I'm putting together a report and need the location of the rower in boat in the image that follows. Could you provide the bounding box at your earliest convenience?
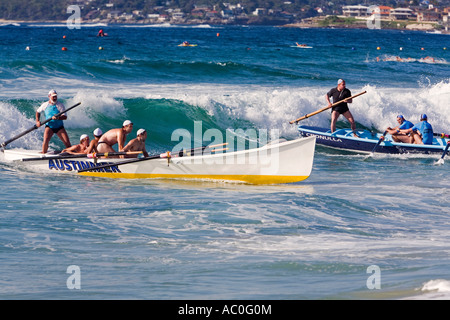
[399,114,434,145]
[385,115,414,143]
[122,128,149,158]
[97,120,134,156]
[62,134,90,154]
[86,128,103,154]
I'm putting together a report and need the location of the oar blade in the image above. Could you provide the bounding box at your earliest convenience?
[436,142,450,165]
[369,130,388,156]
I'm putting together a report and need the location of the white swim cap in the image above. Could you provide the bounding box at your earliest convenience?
[137,128,146,136]
[93,128,102,136]
[48,89,57,96]
[80,134,89,141]
[123,120,133,126]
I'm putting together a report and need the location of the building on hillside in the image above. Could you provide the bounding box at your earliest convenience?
[253,8,267,16]
[417,8,441,22]
[342,5,369,17]
[378,6,393,18]
[390,8,415,20]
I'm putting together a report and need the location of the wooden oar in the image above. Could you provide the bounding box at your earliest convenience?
[289,91,366,124]
[21,151,142,162]
[77,143,228,173]
[369,130,388,156]
[0,102,81,149]
[436,141,450,165]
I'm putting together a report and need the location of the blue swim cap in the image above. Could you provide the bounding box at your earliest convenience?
[421,114,427,120]
[397,115,404,120]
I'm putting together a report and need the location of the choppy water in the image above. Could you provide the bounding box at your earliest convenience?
[0,23,449,300]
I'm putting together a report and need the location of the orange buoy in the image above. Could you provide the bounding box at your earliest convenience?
[62,47,68,51]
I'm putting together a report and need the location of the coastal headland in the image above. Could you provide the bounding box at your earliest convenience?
[1,16,447,34]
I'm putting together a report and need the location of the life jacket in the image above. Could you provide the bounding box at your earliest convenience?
[44,103,63,129]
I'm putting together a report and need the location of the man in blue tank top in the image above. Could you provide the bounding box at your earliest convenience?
[35,90,71,153]
[400,114,434,145]
[386,115,414,143]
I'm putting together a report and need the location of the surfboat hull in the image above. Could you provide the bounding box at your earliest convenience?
[298,126,449,155]
[2,136,316,184]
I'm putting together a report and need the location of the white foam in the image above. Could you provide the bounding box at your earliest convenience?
[64,90,126,129]
[145,81,450,138]
[0,102,41,150]
[375,55,449,65]
[2,80,449,140]
[25,23,108,28]
[120,23,213,28]
[404,279,450,299]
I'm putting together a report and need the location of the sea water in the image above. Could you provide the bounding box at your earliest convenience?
[0,23,449,300]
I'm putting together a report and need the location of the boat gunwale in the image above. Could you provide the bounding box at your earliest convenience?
[3,136,317,163]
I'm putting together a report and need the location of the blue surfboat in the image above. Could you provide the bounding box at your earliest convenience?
[298,125,449,155]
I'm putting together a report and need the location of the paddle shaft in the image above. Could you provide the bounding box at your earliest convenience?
[289,91,367,124]
[21,151,142,162]
[78,152,166,172]
[370,130,388,154]
[1,102,81,149]
[433,132,450,138]
[78,143,227,173]
[77,148,203,172]
[440,141,450,160]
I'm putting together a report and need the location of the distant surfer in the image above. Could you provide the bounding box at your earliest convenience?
[325,79,357,136]
[97,120,133,154]
[35,89,71,153]
[97,29,107,37]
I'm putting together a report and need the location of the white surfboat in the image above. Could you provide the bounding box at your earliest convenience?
[1,136,316,184]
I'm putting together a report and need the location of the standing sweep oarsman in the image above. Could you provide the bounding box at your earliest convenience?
[325,79,357,136]
[35,89,71,153]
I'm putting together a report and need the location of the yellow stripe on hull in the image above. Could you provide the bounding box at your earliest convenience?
[78,172,310,184]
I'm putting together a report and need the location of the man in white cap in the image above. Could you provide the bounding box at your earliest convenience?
[325,79,357,136]
[97,120,133,154]
[123,128,149,158]
[62,134,90,154]
[86,128,103,154]
[35,89,71,153]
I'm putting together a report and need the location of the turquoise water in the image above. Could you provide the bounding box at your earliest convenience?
[0,23,450,300]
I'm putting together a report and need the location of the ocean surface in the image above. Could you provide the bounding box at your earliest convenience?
[0,22,449,300]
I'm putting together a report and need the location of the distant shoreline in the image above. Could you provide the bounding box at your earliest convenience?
[1,18,448,34]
